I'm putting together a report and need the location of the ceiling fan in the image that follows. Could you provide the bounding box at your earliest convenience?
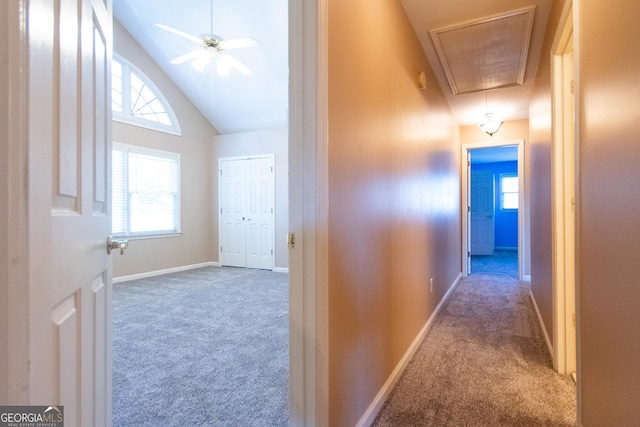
[155,23,257,76]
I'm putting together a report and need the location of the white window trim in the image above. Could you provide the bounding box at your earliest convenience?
[112,54,182,136]
[112,142,181,239]
[499,173,519,211]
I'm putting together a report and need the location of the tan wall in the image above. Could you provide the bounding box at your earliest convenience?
[112,20,217,278]
[527,0,568,350]
[460,119,531,277]
[212,128,289,269]
[327,0,461,424]
[577,1,640,424]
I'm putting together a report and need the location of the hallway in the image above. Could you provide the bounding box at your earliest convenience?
[372,253,576,426]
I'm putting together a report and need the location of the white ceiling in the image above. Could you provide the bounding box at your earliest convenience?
[113,0,288,135]
[114,0,551,134]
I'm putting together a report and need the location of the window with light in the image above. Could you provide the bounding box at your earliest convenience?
[500,174,519,210]
[112,143,180,237]
[111,55,181,135]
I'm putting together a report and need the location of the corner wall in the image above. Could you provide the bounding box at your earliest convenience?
[327,0,461,424]
[112,20,217,278]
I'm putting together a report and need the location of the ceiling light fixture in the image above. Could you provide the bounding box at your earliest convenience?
[479,91,503,137]
[479,113,503,137]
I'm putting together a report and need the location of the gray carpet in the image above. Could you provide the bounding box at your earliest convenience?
[112,267,289,427]
[373,254,576,426]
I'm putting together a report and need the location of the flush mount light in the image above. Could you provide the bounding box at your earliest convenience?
[479,113,503,137]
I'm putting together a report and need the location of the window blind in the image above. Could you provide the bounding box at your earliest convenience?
[112,143,180,237]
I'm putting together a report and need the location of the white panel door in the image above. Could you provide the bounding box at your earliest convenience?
[470,170,495,255]
[220,159,248,267]
[245,157,275,269]
[219,156,274,269]
[28,1,113,426]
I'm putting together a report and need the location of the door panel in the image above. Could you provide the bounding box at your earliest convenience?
[470,170,495,255]
[30,0,112,425]
[220,159,247,267]
[246,157,274,269]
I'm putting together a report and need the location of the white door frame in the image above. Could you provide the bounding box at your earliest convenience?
[462,140,525,280]
[0,0,30,402]
[551,1,577,377]
[288,0,329,425]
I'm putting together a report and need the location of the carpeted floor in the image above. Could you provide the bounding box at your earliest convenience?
[112,267,289,427]
[373,252,577,427]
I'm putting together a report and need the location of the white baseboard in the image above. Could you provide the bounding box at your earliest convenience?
[356,273,463,427]
[113,261,219,283]
[530,290,554,362]
[272,267,289,274]
[522,275,532,282]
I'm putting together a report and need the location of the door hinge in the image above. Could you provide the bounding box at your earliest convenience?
[220,246,223,253]
[287,232,296,249]
[468,206,471,213]
[219,170,222,176]
[270,166,274,173]
[271,249,274,255]
[468,251,471,257]
[572,313,576,327]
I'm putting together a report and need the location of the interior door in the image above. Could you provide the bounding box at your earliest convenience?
[219,156,275,269]
[220,159,248,267]
[28,1,113,426]
[470,169,495,255]
[245,157,275,269]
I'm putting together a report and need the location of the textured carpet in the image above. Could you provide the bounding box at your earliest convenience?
[373,254,576,426]
[112,267,289,427]
[471,249,519,278]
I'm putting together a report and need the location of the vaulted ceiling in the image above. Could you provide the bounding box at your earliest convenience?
[113,0,288,135]
[113,0,552,134]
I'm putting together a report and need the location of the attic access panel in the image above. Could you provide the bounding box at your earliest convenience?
[430,6,536,95]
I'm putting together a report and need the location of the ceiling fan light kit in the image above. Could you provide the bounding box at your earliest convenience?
[155,19,258,77]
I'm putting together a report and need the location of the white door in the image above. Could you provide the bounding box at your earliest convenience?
[28,1,113,426]
[219,156,274,269]
[220,159,248,267]
[470,170,495,255]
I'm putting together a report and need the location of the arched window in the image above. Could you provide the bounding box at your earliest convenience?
[112,54,181,135]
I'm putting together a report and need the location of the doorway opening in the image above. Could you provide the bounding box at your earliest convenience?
[462,140,525,280]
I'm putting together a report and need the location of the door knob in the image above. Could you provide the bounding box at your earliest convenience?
[107,236,128,255]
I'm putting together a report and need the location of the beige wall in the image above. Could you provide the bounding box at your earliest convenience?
[327,0,461,424]
[460,119,531,277]
[577,0,640,424]
[112,20,217,278]
[527,0,568,350]
[212,128,289,269]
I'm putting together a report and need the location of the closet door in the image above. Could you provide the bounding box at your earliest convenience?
[245,157,275,269]
[219,159,248,267]
[219,156,274,269]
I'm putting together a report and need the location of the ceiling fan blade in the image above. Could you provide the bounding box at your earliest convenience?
[155,24,202,45]
[219,54,253,76]
[169,49,201,65]
[219,37,258,50]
